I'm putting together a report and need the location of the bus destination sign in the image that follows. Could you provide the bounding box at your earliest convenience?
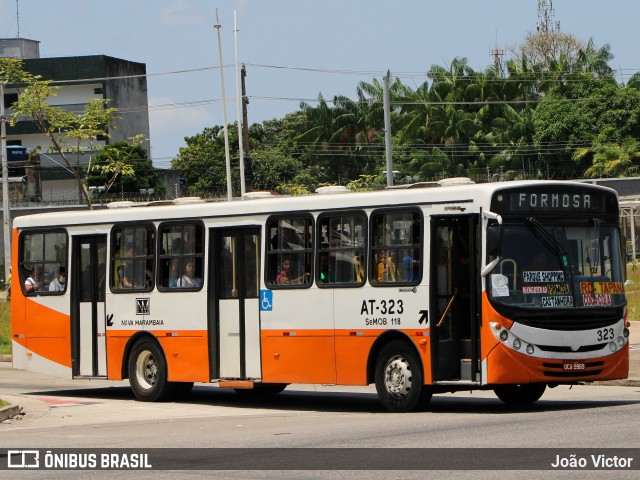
[491,188,611,215]
[512,192,598,213]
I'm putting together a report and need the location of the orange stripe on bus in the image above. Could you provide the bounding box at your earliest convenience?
[105,330,209,382]
[11,298,72,368]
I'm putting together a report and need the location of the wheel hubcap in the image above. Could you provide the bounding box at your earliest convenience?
[135,350,157,389]
[384,355,412,398]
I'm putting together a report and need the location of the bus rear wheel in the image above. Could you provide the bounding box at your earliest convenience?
[128,338,174,402]
[375,341,430,413]
[494,383,546,405]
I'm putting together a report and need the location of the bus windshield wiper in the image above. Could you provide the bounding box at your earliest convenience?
[527,217,576,307]
[526,217,568,268]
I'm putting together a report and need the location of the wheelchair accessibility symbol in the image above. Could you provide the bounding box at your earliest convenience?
[260,290,273,311]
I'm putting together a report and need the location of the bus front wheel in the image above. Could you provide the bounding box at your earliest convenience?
[374,341,430,413]
[128,338,174,402]
[494,383,546,405]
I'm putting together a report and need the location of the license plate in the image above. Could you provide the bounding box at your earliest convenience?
[563,362,585,371]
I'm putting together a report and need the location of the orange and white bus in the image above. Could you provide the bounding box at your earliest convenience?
[10,179,630,412]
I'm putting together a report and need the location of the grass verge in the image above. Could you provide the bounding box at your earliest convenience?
[625,263,640,322]
[0,300,9,356]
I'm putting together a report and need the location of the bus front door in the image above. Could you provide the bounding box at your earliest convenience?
[430,215,480,383]
[71,235,107,377]
[209,228,261,380]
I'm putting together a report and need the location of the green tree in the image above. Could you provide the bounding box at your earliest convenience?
[534,79,640,176]
[172,126,230,196]
[87,136,163,200]
[577,139,640,178]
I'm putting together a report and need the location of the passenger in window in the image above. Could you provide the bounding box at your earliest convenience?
[276,258,310,285]
[276,258,291,284]
[25,265,42,293]
[178,260,202,288]
[169,259,181,288]
[376,249,396,282]
[354,255,365,283]
[116,243,134,288]
[319,253,334,284]
[144,262,154,289]
[403,248,420,282]
[48,267,66,292]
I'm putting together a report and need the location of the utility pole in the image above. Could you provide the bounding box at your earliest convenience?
[1,81,12,282]
[241,64,250,158]
[233,10,246,197]
[240,64,252,192]
[214,9,233,202]
[383,73,393,187]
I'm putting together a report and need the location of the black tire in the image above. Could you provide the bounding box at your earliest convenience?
[375,340,430,412]
[128,337,175,402]
[234,383,288,396]
[494,383,546,406]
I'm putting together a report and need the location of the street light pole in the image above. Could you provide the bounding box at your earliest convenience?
[214,9,233,202]
[0,81,12,281]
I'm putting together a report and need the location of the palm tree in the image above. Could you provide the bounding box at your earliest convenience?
[578,139,640,178]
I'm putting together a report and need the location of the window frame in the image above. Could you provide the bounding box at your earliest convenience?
[369,208,423,287]
[156,220,205,292]
[265,214,314,290]
[110,223,156,293]
[18,228,68,296]
[316,210,367,288]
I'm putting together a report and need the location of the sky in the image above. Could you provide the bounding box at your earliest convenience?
[1,0,638,169]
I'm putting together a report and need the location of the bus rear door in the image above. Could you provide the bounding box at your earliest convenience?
[71,235,107,377]
[208,228,261,380]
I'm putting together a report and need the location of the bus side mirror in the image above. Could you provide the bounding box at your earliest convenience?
[486,223,501,259]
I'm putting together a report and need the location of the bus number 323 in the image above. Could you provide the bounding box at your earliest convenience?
[597,327,615,341]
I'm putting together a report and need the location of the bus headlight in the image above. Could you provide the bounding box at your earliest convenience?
[609,342,617,353]
[623,327,630,339]
[499,330,508,342]
[617,336,625,348]
[513,338,521,350]
[526,344,534,355]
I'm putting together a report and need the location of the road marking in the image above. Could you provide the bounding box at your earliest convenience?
[36,397,93,407]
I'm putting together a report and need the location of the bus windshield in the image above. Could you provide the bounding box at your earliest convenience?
[487,220,626,310]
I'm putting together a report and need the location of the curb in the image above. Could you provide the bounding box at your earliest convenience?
[0,355,11,363]
[0,404,20,422]
[594,379,640,387]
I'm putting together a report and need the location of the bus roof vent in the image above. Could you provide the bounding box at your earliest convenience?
[107,201,135,209]
[315,185,350,195]
[386,182,439,190]
[173,196,206,205]
[437,177,475,187]
[243,191,274,199]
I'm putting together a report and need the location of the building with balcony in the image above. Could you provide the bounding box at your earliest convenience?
[1,37,151,202]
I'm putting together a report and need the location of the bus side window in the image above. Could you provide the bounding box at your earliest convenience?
[266,215,313,288]
[19,230,68,296]
[157,222,204,291]
[316,212,367,287]
[370,210,421,286]
[111,225,155,292]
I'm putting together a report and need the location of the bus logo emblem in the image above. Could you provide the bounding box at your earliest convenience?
[136,298,150,315]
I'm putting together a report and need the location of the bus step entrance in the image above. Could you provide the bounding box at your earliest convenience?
[460,358,473,381]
